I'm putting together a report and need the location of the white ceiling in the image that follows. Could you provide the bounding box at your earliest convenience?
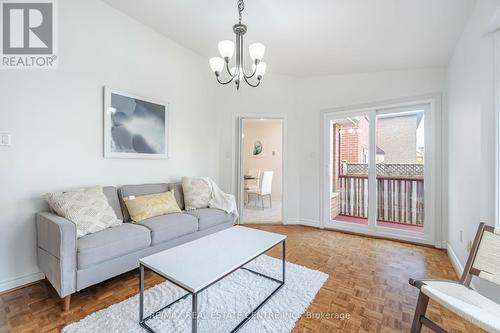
[102,0,474,77]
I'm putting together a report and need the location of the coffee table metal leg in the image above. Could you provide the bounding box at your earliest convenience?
[282,240,286,283]
[139,265,193,333]
[192,292,198,333]
[139,264,144,323]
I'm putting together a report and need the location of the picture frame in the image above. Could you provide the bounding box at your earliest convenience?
[250,139,266,158]
[103,87,169,159]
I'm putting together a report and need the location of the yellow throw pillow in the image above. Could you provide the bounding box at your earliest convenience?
[123,190,181,223]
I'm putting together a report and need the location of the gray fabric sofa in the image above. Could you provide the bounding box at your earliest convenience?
[36,182,236,310]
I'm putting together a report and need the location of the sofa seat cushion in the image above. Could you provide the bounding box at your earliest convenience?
[186,208,233,230]
[139,213,198,245]
[77,223,151,268]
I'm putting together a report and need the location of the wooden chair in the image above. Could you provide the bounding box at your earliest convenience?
[409,222,500,333]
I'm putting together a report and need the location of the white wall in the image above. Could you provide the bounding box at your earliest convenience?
[0,0,220,291]
[243,120,283,198]
[446,0,500,274]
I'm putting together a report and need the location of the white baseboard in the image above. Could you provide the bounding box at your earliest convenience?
[286,218,321,228]
[0,271,45,293]
[447,243,464,278]
[446,243,481,290]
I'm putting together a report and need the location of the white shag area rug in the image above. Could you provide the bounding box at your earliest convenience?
[63,255,328,333]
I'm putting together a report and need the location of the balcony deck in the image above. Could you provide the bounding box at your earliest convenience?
[332,215,424,233]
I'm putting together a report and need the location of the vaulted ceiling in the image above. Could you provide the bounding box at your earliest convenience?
[102,0,474,77]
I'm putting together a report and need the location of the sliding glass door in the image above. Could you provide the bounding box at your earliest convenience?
[328,113,371,230]
[323,102,436,245]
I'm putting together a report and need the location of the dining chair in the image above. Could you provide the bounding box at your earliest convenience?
[248,171,273,210]
[409,222,500,333]
[244,169,261,205]
[246,169,261,190]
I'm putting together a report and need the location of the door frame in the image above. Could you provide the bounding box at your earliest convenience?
[319,94,443,247]
[232,113,288,225]
[495,30,500,228]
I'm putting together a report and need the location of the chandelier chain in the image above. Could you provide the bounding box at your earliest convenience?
[238,0,245,23]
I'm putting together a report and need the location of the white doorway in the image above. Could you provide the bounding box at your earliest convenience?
[236,117,285,224]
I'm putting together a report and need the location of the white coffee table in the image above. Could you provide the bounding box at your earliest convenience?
[138,226,286,333]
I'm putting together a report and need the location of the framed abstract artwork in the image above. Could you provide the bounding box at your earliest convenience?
[103,87,169,159]
[250,139,265,158]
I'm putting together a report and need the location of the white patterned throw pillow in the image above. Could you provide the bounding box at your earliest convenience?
[46,186,122,238]
[182,177,211,210]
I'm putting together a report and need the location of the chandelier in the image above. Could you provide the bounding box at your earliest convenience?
[209,0,267,90]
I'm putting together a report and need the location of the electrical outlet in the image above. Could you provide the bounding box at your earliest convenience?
[467,240,472,252]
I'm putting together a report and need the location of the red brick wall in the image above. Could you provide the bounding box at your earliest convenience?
[331,119,369,191]
[340,127,360,164]
[332,124,339,191]
[338,118,370,165]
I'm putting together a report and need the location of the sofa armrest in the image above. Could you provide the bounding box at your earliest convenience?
[231,213,239,224]
[36,212,77,297]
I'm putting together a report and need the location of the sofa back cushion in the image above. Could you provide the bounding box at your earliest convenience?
[119,183,169,222]
[181,177,211,210]
[102,186,123,221]
[168,182,185,210]
[46,186,122,238]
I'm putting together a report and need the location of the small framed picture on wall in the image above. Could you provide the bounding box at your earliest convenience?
[103,87,169,159]
[250,139,266,158]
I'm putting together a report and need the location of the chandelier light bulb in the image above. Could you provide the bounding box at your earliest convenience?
[209,57,225,75]
[255,62,267,78]
[218,40,235,61]
[249,43,265,61]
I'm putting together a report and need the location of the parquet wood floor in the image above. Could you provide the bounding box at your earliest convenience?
[0,225,485,332]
